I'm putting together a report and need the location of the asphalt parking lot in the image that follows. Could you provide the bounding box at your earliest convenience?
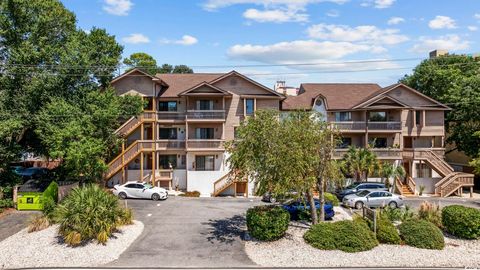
[109,196,263,268]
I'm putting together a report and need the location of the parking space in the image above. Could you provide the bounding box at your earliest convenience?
[109,196,263,268]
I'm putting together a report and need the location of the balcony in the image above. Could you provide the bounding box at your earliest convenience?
[156,140,186,150]
[368,121,401,131]
[330,121,401,131]
[186,110,225,121]
[157,112,186,121]
[187,139,225,151]
[333,148,402,160]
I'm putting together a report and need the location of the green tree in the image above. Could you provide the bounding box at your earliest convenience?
[227,110,338,224]
[342,146,379,181]
[0,0,142,182]
[379,162,405,191]
[123,52,194,75]
[400,55,480,158]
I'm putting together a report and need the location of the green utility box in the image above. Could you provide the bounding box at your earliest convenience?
[17,180,58,211]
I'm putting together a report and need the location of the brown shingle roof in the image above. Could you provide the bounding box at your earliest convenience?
[156,73,224,97]
[282,83,382,110]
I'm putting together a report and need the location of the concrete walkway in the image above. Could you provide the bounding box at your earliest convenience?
[0,210,36,242]
[109,196,263,268]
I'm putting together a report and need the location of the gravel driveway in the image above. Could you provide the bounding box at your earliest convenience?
[109,196,262,268]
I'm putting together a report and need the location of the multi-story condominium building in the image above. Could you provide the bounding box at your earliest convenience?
[106,68,283,197]
[107,69,474,198]
[282,83,475,197]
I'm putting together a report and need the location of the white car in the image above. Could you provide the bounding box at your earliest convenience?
[342,190,404,209]
[113,182,168,201]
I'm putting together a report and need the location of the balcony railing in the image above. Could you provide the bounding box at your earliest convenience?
[157,112,186,121]
[156,140,186,149]
[187,139,224,150]
[333,148,401,159]
[186,110,225,120]
[368,121,401,130]
[331,122,366,130]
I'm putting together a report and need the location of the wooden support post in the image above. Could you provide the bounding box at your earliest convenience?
[140,153,144,182]
[470,186,474,198]
[121,140,125,183]
[234,182,237,198]
[151,151,156,186]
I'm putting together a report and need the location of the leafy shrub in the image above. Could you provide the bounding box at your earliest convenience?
[0,198,14,209]
[246,205,290,241]
[418,201,442,228]
[54,184,133,246]
[375,216,401,244]
[304,219,379,252]
[398,220,445,250]
[324,192,339,206]
[42,196,56,219]
[180,191,201,197]
[28,215,50,233]
[442,205,480,239]
[381,205,415,222]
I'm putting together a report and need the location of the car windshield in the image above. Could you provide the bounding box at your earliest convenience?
[356,190,370,197]
[143,184,153,189]
[345,183,360,189]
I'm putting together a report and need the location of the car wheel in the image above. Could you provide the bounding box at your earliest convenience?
[355,201,364,210]
[152,193,160,201]
[270,197,276,203]
[388,201,398,208]
[118,192,127,200]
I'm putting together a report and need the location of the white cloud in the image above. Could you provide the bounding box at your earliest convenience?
[474,13,480,20]
[227,40,385,64]
[202,0,348,11]
[410,35,469,53]
[387,17,404,25]
[307,24,409,45]
[468,26,478,31]
[326,9,340,17]
[428,15,457,29]
[203,0,347,24]
[243,8,308,23]
[122,33,150,44]
[361,0,396,9]
[103,0,133,16]
[160,35,198,46]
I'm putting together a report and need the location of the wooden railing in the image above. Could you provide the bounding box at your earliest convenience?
[157,112,186,120]
[333,148,401,159]
[331,122,366,130]
[156,140,186,149]
[395,177,404,195]
[187,139,224,150]
[115,117,141,136]
[435,173,475,197]
[367,121,401,130]
[106,141,142,179]
[407,176,416,195]
[186,110,225,120]
[212,171,247,196]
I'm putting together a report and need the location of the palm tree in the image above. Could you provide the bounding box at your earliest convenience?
[380,162,405,191]
[342,146,378,181]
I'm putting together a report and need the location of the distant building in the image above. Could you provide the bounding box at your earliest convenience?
[274,81,299,96]
[429,50,448,58]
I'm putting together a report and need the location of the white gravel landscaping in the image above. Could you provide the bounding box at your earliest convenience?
[0,220,143,269]
[245,222,480,268]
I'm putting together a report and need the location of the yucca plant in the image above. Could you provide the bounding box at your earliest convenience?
[53,184,133,246]
[418,201,442,228]
[28,215,50,233]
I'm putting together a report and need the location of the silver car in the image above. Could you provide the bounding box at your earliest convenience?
[113,182,168,201]
[342,190,404,209]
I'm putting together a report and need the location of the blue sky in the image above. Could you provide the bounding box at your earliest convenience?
[62,0,480,87]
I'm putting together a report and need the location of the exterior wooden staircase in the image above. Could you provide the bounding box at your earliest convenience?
[414,150,474,197]
[105,141,155,180]
[395,177,416,196]
[114,112,156,137]
[212,171,248,197]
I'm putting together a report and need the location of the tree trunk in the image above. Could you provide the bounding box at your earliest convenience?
[316,180,325,222]
[306,189,318,224]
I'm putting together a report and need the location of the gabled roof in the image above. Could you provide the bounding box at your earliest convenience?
[353,83,451,110]
[178,81,232,96]
[283,83,381,110]
[120,89,147,97]
[209,71,285,98]
[354,95,411,109]
[111,68,168,87]
[156,73,224,98]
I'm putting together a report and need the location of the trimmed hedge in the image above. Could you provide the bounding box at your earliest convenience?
[304,219,379,252]
[375,216,401,244]
[442,205,480,239]
[324,192,339,206]
[398,220,445,250]
[246,205,290,241]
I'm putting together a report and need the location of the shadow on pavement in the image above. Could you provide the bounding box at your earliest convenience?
[202,214,246,245]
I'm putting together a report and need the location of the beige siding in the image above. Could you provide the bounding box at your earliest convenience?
[385,86,439,107]
[112,71,155,96]
[187,123,223,140]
